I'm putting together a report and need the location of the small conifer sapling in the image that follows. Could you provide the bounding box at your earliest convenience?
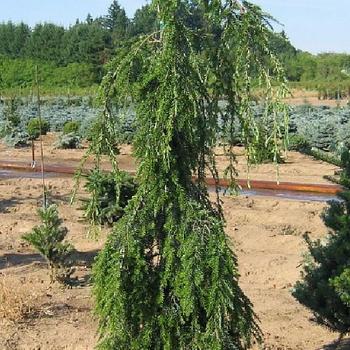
[293,148,350,339]
[23,205,75,284]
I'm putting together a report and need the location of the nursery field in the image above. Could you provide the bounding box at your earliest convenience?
[1,96,350,159]
[0,138,346,350]
[2,0,350,348]
[0,132,340,184]
[1,97,349,350]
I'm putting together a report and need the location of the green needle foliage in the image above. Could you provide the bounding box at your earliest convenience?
[82,169,137,227]
[22,204,75,284]
[0,96,26,147]
[332,268,350,307]
[63,120,80,135]
[293,148,350,336]
[27,117,50,140]
[3,96,21,128]
[54,132,81,149]
[90,1,288,349]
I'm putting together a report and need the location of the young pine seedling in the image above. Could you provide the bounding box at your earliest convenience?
[23,204,75,284]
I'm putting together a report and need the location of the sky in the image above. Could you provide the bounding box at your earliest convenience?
[0,0,348,54]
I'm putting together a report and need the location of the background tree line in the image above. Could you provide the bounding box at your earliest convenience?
[0,1,157,92]
[0,2,152,64]
[270,31,350,98]
[0,0,349,95]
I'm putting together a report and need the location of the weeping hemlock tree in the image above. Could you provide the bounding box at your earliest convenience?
[92,1,288,349]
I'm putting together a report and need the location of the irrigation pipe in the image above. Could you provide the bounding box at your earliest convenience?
[0,160,342,195]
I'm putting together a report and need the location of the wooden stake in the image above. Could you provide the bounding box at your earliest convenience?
[31,139,35,167]
[35,65,47,207]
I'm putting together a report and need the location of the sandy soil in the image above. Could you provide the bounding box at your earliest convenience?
[0,139,346,350]
[285,90,349,108]
[0,134,136,174]
[285,97,348,107]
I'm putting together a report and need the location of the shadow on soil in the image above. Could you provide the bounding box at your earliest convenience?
[0,197,23,214]
[73,249,99,268]
[321,338,350,350]
[0,189,75,215]
[0,252,44,270]
[0,250,100,270]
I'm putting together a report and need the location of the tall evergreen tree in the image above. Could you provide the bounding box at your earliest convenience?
[0,22,30,58]
[86,13,94,25]
[63,23,112,67]
[24,23,65,64]
[104,0,130,45]
[131,5,158,37]
[90,0,288,349]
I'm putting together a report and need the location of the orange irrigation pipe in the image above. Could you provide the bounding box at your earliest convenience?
[0,160,343,195]
[0,160,82,175]
[202,177,342,195]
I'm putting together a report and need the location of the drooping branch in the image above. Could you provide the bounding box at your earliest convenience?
[89,1,288,349]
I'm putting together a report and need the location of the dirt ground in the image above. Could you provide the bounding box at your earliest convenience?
[0,137,347,349]
[285,89,349,108]
[0,133,340,184]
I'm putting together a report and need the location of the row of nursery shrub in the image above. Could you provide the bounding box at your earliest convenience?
[2,97,350,159]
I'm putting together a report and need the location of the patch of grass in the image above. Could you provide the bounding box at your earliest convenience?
[0,274,37,323]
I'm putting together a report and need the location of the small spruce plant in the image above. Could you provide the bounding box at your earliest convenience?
[293,147,350,339]
[23,204,75,284]
[82,169,137,227]
[3,96,21,128]
[27,117,50,140]
[54,132,81,149]
[63,120,80,135]
[0,96,29,147]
